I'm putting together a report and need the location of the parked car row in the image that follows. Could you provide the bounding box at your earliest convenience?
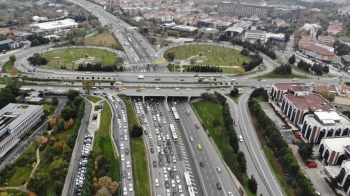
[75,133,93,195]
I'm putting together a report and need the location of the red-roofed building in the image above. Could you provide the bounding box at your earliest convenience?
[302,43,335,63]
[327,24,343,35]
[280,93,335,125]
[340,55,350,69]
[270,82,308,101]
[318,35,335,45]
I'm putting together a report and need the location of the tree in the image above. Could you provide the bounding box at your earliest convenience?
[237,151,247,173]
[131,125,143,138]
[53,180,63,195]
[190,58,196,65]
[52,97,59,106]
[298,141,313,160]
[67,89,80,101]
[61,106,77,121]
[235,67,245,73]
[9,55,16,64]
[288,54,296,64]
[9,68,18,77]
[230,88,239,97]
[320,90,330,101]
[57,119,65,131]
[82,80,95,94]
[49,158,69,181]
[248,175,258,194]
[98,176,119,194]
[35,135,48,146]
[91,19,101,28]
[167,52,175,60]
[95,187,112,196]
[96,26,104,33]
[27,173,50,194]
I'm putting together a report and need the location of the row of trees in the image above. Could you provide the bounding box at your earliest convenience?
[297,60,329,76]
[248,88,318,196]
[232,37,277,60]
[186,65,223,73]
[27,35,51,47]
[27,53,48,66]
[77,63,124,72]
[0,83,21,109]
[274,63,292,75]
[242,54,263,71]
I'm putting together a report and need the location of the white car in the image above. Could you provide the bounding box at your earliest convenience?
[129,183,133,192]
[171,180,176,187]
[121,154,125,161]
[126,161,130,168]
[261,79,266,82]
[156,87,160,90]
[163,167,167,174]
[164,174,168,181]
[238,88,243,91]
[157,146,160,152]
[173,165,177,172]
[176,175,181,183]
[175,88,180,91]
[121,143,124,150]
[123,187,127,195]
[186,88,191,91]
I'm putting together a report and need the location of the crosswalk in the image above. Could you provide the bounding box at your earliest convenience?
[168,110,198,195]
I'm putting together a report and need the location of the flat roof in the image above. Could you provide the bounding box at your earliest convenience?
[322,137,350,153]
[284,94,335,111]
[0,138,20,158]
[334,96,350,105]
[30,19,77,30]
[315,111,341,124]
[225,26,244,33]
[0,39,14,45]
[273,82,307,90]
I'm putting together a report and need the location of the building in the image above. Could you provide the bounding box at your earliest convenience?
[268,4,305,18]
[319,137,350,165]
[266,33,285,49]
[333,97,350,111]
[339,36,350,46]
[30,18,78,31]
[198,27,220,37]
[0,104,43,158]
[270,82,308,101]
[340,55,350,69]
[245,30,266,42]
[217,2,271,18]
[301,112,350,144]
[313,84,338,95]
[280,93,335,125]
[318,35,335,45]
[197,19,215,28]
[161,22,177,31]
[327,24,343,35]
[225,26,244,37]
[337,160,350,195]
[272,19,286,27]
[302,43,335,63]
[170,25,198,36]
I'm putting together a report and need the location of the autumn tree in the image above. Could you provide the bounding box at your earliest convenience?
[95,187,112,196]
[235,67,245,74]
[9,68,19,77]
[35,135,48,146]
[98,176,119,194]
[82,80,95,94]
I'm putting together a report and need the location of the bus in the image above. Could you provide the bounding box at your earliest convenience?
[171,107,180,121]
[184,171,196,196]
[169,124,178,142]
[19,87,31,92]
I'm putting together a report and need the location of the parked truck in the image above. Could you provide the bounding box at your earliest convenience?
[138,75,144,79]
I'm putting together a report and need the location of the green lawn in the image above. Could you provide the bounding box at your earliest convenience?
[226,93,243,104]
[40,48,117,70]
[122,97,150,196]
[291,64,309,74]
[84,30,119,48]
[167,64,181,72]
[93,101,119,181]
[2,61,14,73]
[131,138,150,196]
[87,95,102,103]
[192,100,230,156]
[264,148,291,196]
[6,145,36,186]
[164,45,250,67]
[258,71,310,79]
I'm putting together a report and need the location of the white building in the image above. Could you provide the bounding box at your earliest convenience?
[0,104,43,158]
[337,160,350,195]
[245,30,266,42]
[301,111,350,144]
[318,137,350,165]
[30,19,78,31]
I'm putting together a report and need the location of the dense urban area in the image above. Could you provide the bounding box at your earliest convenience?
[1,0,350,196]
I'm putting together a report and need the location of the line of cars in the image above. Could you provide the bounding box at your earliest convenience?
[75,134,93,195]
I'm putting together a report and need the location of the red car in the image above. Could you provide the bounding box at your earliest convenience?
[195,124,200,129]
[155,78,161,81]
[206,88,210,91]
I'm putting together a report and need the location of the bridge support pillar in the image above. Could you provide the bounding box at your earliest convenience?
[142,96,145,104]
[165,96,168,103]
[188,96,191,102]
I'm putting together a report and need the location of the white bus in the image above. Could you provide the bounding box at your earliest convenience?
[169,124,178,142]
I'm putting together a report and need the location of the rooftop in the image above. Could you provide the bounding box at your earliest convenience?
[0,104,42,138]
[342,55,350,62]
[0,39,14,45]
[314,111,342,124]
[334,96,350,105]
[273,82,307,90]
[322,137,350,153]
[327,24,343,32]
[225,26,244,34]
[246,29,265,34]
[284,93,335,112]
[30,19,78,30]
[314,84,337,93]
[303,43,335,56]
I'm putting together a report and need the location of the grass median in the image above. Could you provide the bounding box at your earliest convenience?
[87,95,103,103]
[93,101,119,181]
[122,96,150,196]
[226,93,243,104]
[258,71,310,79]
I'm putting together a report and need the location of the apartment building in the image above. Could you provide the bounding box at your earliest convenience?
[245,30,266,42]
[217,2,271,18]
[0,104,43,158]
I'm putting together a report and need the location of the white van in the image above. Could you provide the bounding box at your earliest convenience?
[155,179,159,187]
[266,85,270,88]
[239,135,243,142]
[230,79,236,82]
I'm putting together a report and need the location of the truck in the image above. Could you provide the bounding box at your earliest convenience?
[138,75,144,79]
